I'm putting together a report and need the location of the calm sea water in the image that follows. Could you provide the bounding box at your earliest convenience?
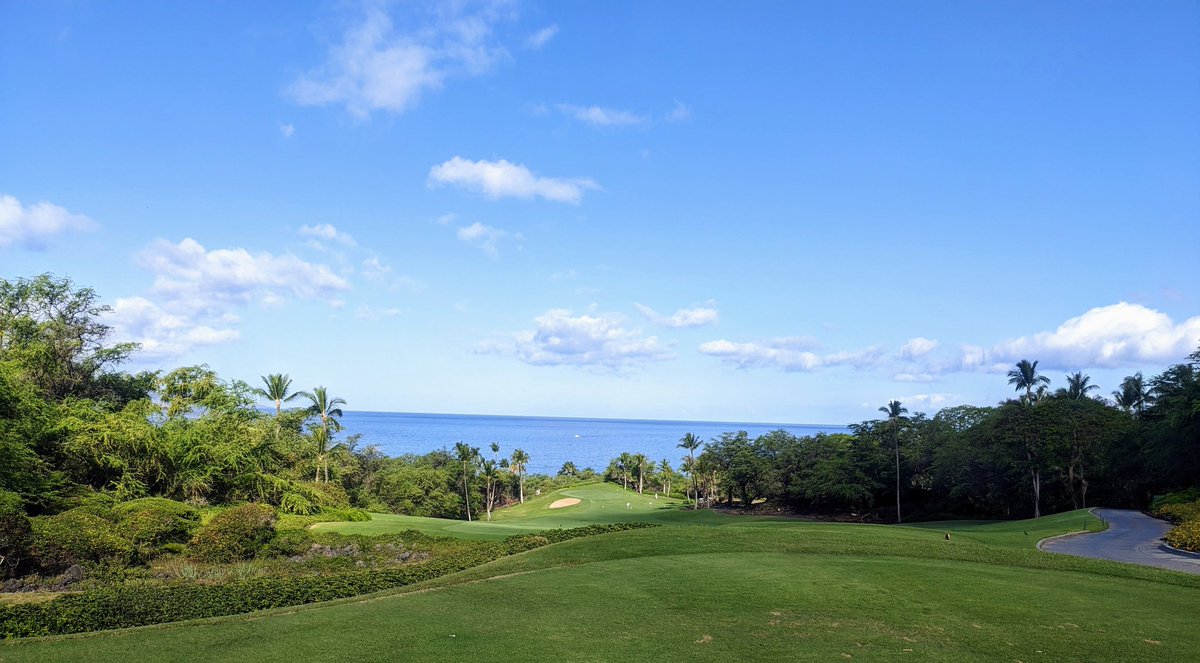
[337,411,849,475]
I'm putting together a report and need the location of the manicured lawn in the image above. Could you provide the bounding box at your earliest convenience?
[4,523,1197,662]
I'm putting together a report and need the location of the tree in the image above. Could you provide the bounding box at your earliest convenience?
[632,453,649,494]
[558,461,578,477]
[1008,359,1051,404]
[678,432,702,508]
[453,442,478,521]
[510,448,529,503]
[659,458,673,496]
[299,386,346,434]
[481,458,500,521]
[615,452,633,490]
[1062,372,1098,400]
[252,373,301,416]
[0,274,142,403]
[1113,373,1152,416]
[878,400,909,523]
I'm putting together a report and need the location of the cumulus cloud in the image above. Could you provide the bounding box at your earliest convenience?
[288,2,511,118]
[525,24,558,49]
[961,303,1200,371]
[106,296,240,360]
[556,104,647,127]
[279,123,295,138]
[0,194,96,249]
[898,337,938,359]
[634,303,719,329]
[700,337,884,372]
[456,221,521,256]
[299,223,356,247]
[137,238,350,315]
[893,393,957,407]
[480,309,674,369]
[428,157,598,204]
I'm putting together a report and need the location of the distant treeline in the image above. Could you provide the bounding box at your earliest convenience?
[603,354,1199,521]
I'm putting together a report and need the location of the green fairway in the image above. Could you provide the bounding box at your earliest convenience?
[4,522,1197,662]
[314,482,789,539]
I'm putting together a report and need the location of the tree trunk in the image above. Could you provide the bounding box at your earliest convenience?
[894,432,902,524]
[1031,468,1041,518]
[463,467,472,522]
[519,473,524,503]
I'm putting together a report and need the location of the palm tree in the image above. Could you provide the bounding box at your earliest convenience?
[632,453,649,494]
[481,458,500,521]
[1007,359,1050,404]
[299,386,346,433]
[454,442,479,521]
[677,433,702,509]
[659,458,673,496]
[252,373,301,416]
[879,400,909,523]
[1114,372,1152,416]
[616,452,633,490]
[510,448,530,503]
[311,426,332,482]
[1064,371,1098,400]
[558,461,578,477]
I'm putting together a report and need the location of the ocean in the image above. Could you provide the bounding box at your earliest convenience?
[336,411,850,475]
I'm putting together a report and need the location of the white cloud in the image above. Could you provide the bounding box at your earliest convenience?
[137,238,350,315]
[965,303,1200,371]
[360,256,424,293]
[0,194,97,249]
[481,309,674,369]
[354,305,404,320]
[893,393,957,407]
[665,100,692,122]
[299,223,356,247]
[634,303,719,329]
[106,296,239,359]
[549,269,578,281]
[455,222,522,256]
[436,212,456,225]
[429,156,598,204]
[556,104,647,127]
[893,372,938,383]
[898,337,938,359]
[525,24,558,49]
[288,3,511,118]
[279,123,295,138]
[700,337,884,372]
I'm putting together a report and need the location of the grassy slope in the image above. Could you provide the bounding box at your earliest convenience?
[6,486,1196,662]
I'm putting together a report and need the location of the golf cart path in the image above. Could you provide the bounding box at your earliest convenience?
[1040,508,1200,575]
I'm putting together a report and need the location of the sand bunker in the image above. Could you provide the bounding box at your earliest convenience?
[548,498,581,509]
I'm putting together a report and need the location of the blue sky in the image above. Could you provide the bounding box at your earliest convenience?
[2,0,1198,424]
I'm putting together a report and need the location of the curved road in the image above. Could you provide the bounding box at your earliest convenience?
[1040,508,1200,575]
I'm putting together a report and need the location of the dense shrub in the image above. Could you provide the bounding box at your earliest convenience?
[187,503,277,563]
[27,508,133,573]
[303,481,351,509]
[1155,498,1200,553]
[262,529,314,558]
[1150,489,1200,511]
[1165,519,1200,552]
[0,491,31,578]
[1153,501,1200,525]
[0,522,657,637]
[113,498,201,549]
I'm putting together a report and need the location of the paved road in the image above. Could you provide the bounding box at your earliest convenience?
[1040,508,1200,575]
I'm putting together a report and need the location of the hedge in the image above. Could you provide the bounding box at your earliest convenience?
[1154,499,1200,553]
[1,522,656,638]
[187,503,277,563]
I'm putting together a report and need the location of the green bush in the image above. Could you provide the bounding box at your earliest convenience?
[0,522,658,638]
[302,481,351,509]
[27,508,133,573]
[1150,488,1200,511]
[1165,520,1200,552]
[263,529,314,558]
[114,498,201,549]
[1153,500,1200,525]
[187,503,277,563]
[0,491,31,579]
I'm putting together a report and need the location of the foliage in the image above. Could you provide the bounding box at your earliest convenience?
[0,490,32,578]
[187,504,278,563]
[27,507,133,572]
[1164,519,1200,552]
[112,497,201,551]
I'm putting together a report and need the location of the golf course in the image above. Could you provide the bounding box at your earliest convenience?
[4,482,1198,662]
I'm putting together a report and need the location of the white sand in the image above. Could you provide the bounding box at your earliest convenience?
[548,498,581,509]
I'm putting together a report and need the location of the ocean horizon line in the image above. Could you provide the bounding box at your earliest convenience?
[339,409,852,430]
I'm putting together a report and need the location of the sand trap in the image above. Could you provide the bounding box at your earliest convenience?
[548,498,581,509]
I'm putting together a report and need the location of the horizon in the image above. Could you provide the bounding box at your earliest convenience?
[2,1,1197,423]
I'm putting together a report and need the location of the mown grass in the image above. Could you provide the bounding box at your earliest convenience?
[5,486,1194,661]
[3,523,1197,662]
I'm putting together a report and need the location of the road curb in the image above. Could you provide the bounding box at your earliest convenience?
[1161,542,1200,559]
[1036,507,1102,551]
